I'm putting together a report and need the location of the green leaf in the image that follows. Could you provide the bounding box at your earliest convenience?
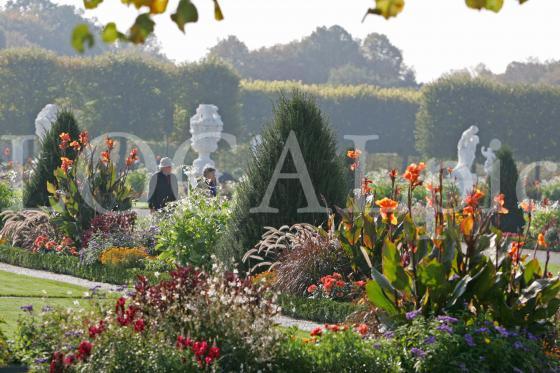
[129,13,155,44]
[382,239,411,292]
[213,0,224,21]
[46,181,57,194]
[365,280,399,315]
[83,0,103,9]
[523,259,541,285]
[71,24,95,53]
[101,23,123,43]
[465,0,504,12]
[171,0,199,32]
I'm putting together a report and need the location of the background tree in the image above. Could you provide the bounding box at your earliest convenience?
[218,91,347,270]
[23,110,81,207]
[493,146,525,233]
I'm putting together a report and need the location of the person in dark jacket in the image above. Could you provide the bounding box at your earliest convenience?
[148,157,178,211]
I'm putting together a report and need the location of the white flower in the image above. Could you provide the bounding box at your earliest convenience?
[154,271,160,278]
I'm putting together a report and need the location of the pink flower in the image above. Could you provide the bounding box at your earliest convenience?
[310,327,323,337]
[307,284,317,293]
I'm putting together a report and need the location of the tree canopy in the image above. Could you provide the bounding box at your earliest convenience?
[208,26,416,87]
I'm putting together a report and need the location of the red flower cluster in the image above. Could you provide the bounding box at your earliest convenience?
[88,320,105,338]
[50,341,93,372]
[307,273,365,301]
[33,235,78,256]
[59,131,89,152]
[76,341,93,361]
[176,335,220,368]
[126,148,139,167]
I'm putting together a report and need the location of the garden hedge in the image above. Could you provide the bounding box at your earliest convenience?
[416,76,560,162]
[0,245,136,284]
[277,294,367,324]
[241,80,421,159]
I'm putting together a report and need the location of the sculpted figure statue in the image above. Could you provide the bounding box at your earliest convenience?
[35,104,59,140]
[452,125,480,197]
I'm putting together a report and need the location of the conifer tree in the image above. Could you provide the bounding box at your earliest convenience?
[492,146,525,233]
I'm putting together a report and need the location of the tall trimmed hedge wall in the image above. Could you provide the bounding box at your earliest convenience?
[241,81,421,157]
[416,76,560,162]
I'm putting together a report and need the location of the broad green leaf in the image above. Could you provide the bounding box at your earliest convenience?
[84,0,103,9]
[523,259,541,285]
[382,239,411,292]
[71,24,95,53]
[362,212,376,249]
[447,274,472,307]
[365,280,399,315]
[101,23,123,43]
[46,181,57,194]
[171,0,199,32]
[129,14,155,44]
[213,0,224,21]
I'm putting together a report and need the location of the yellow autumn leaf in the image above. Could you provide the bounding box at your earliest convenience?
[150,0,168,14]
[366,0,405,20]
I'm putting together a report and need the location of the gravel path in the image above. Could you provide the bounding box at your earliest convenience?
[0,262,321,331]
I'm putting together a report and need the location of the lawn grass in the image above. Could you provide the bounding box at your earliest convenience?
[0,270,92,337]
[548,262,560,275]
[0,270,88,298]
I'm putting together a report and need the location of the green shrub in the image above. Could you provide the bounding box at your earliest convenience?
[277,294,367,324]
[0,318,10,367]
[126,168,148,198]
[542,176,560,201]
[156,191,230,269]
[278,328,400,372]
[0,181,13,212]
[493,147,525,233]
[219,91,347,270]
[0,245,138,284]
[23,110,81,208]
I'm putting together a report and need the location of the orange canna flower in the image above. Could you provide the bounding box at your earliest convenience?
[125,148,139,167]
[520,200,536,213]
[69,141,81,151]
[105,137,115,151]
[508,241,525,263]
[361,177,373,195]
[464,189,485,208]
[347,149,362,159]
[60,157,73,173]
[403,162,426,186]
[59,132,71,143]
[375,197,399,225]
[79,131,89,146]
[356,324,369,336]
[389,168,398,180]
[538,233,548,248]
[100,151,110,164]
[493,193,509,214]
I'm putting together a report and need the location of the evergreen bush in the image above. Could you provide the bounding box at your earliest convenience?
[218,91,347,270]
[494,146,525,233]
[23,110,81,207]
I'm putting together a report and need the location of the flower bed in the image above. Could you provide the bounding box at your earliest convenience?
[277,294,367,324]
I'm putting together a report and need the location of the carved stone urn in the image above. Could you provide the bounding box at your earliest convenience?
[189,104,223,176]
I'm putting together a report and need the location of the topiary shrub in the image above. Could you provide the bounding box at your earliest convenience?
[492,146,525,233]
[218,91,347,270]
[23,110,81,207]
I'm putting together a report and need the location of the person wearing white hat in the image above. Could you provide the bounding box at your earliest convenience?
[148,157,178,211]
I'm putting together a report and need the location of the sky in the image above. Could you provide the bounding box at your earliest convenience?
[53,0,560,82]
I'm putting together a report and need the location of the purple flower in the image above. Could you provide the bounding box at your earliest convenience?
[494,326,509,337]
[406,309,422,320]
[410,347,427,358]
[424,335,436,345]
[34,357,49,364]
[464,334,475,347]
[41,305,53,313]
[373,343,382,350]
[20,304,33,312]
[437,324,453,334]
[64,330,82,337]
[475,327,489,333]
[513,341,524,350]
[383,331,395,339]
[526,332,538,341]
[437,315,458,324]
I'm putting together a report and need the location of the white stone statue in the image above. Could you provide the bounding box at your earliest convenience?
[35,104,59,141]
[481,145,496,176]
[189,104,223,176]
[452,125,480,198]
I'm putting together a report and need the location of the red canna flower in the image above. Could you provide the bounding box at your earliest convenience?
[125,148,139,167]
[403,162,426,187]
[520,199,536,213]
[100,151,110,164]
[464,189,485,208]
[494,193,509,214]
[59,133,71,151]
[69,141,81,151]
[356,323,369,336]
[78,131,89,146]
[60,157,73,173]
[361,177,373,195]
[310,326,323,337]
[307,284,317,293]
[538,233,547,248]
[105,137,115,151]
[389,168,398,181]
[354,280,366,287]
[325,324,340,332]
[346,149,361,159]
[508,241,525,263]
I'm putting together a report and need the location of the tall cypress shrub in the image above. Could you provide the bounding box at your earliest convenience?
[492,146,525,233]
[23,110,81,207]
[218,91,347,269]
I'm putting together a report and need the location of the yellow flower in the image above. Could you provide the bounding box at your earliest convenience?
[99,247,150,266]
